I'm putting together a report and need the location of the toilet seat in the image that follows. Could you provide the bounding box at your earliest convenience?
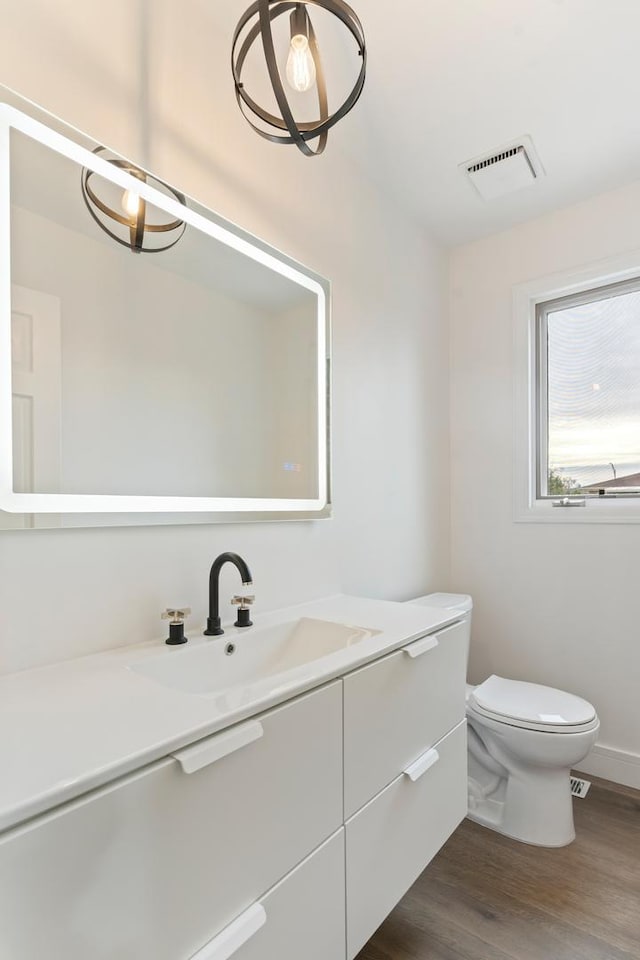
[468,675,597,733]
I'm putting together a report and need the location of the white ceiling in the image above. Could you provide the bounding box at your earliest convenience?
[329,0,640,245]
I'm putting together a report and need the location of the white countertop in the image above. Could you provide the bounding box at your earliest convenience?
[0,594,459,833]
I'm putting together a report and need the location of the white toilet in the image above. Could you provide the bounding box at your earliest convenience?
[408,593,599,847]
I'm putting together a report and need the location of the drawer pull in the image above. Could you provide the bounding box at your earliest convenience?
[404,747,440,782]
[172,720,264,774]
[190,903,266,960]
[403,635,439,659]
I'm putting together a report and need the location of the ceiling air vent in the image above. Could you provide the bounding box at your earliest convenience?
[460,136,544,201]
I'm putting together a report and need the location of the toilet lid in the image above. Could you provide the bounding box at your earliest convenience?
[469,675,596,728]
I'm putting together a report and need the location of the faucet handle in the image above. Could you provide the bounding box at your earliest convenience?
[231,595,254,629]
[231,595,255,607]
[162,607,191,623]
[162,608,190,646]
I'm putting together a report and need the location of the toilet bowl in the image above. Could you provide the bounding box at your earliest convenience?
[408,593,599,847]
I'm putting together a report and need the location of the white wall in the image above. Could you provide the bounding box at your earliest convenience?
[11,204,305,500]
[0,0,449,673]
[450,179,640,785]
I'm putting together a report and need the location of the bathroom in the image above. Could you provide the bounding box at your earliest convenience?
[0,1,638,958]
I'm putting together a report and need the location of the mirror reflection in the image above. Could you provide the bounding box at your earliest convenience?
[1,95,329,527]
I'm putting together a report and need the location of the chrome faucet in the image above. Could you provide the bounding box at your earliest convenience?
[204,552,254,636]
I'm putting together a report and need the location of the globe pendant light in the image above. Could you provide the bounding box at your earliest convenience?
[232,0,366,158]
[80,147,187,254]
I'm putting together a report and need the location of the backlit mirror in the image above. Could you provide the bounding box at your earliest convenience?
[0,88,330,528]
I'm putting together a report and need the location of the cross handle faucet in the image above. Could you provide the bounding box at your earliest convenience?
[204,552,253,636]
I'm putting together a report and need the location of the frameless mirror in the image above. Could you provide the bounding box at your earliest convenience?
[0,88,330,528]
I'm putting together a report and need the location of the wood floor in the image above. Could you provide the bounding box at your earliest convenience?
[356,776,640,960]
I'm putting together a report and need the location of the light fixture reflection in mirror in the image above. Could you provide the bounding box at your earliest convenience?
[80,146,187,254]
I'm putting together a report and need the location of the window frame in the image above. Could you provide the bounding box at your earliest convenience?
[514,253,640,523]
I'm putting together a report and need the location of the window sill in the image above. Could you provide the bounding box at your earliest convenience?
[515,496,640,524]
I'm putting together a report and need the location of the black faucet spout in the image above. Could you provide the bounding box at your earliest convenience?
[204,552,253,636]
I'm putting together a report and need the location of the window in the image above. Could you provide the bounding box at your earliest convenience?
[537,278,640,500]
[514,256,640,522]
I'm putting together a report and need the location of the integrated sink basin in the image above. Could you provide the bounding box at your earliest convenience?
[131,617,381,698]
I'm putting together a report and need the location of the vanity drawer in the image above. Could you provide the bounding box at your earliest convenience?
[345,719,467,959]
[344,619,468,817]
[193,829,346,960]
[0,681,343,960]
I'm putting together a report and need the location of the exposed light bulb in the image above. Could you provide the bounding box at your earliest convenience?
[286,34,316,92]
[121,188,141,218]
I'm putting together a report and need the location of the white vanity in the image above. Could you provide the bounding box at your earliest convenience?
[0,80,466,960]
[0,595,467,960]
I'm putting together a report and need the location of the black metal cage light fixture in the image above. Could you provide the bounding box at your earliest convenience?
[80,147,187,253]
[232,0,366,157]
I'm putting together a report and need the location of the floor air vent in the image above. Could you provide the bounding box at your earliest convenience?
[570,776,591,798]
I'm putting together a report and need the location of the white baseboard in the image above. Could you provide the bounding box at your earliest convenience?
[574,744,640,790]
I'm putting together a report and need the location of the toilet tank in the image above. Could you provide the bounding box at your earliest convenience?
[407,592,472,620]
[406,593,472,672]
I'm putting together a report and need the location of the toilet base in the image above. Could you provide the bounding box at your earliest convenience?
[467,768,576,847]
[467,804,576,847]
